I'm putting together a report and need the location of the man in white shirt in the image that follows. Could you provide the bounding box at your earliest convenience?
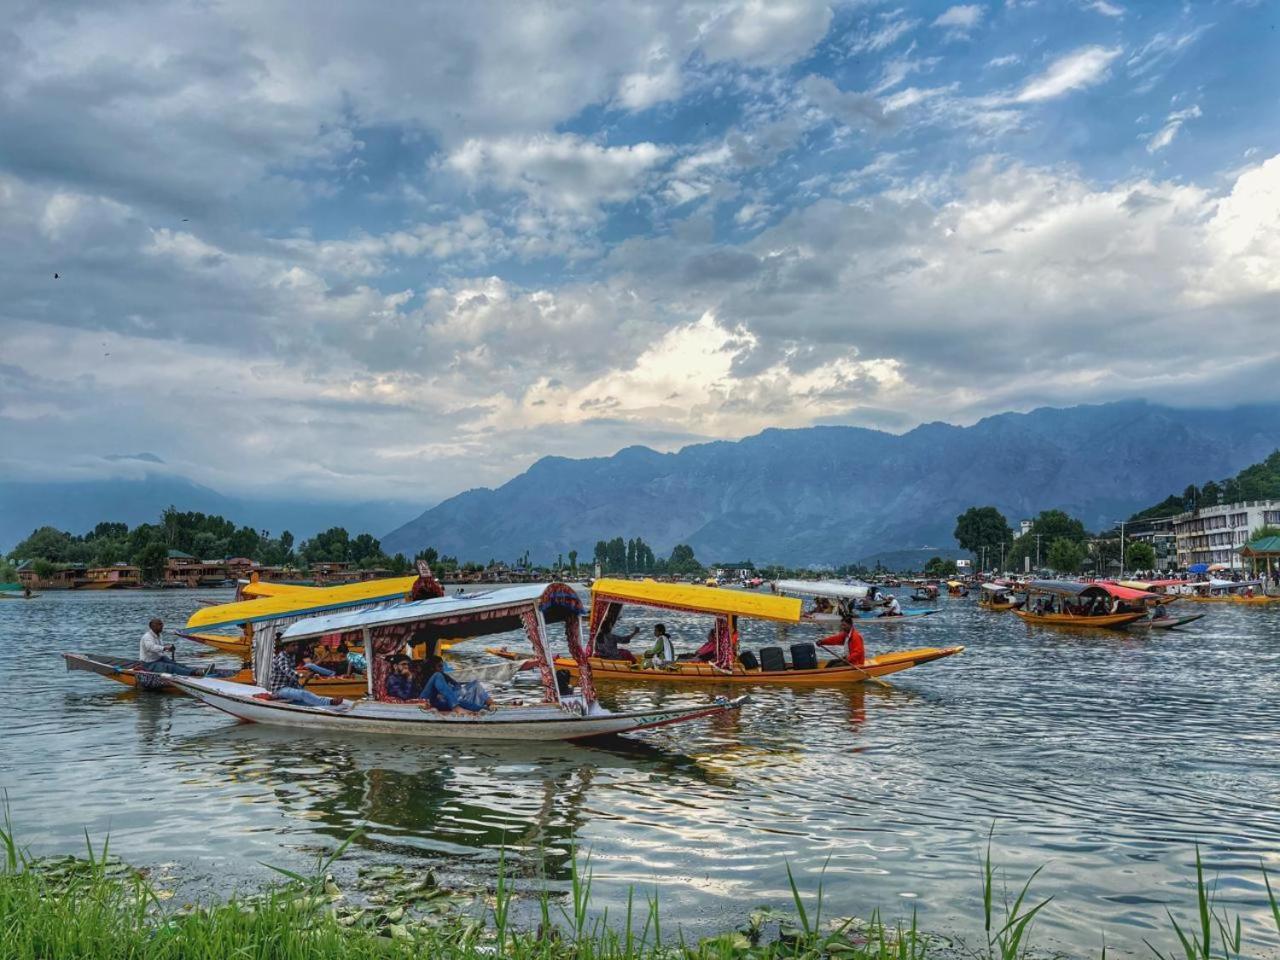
[882,596,903,617]
[139,618,174,666]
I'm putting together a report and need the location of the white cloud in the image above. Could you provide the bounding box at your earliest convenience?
[445,134,671,216]
[1014,45,1123,102]
[1146,105,1202,154]
[985,54,1021,69]
[845,10,920,54]
[932,5,984,31]
[699,0,833,66]
[1087,0,1124,17]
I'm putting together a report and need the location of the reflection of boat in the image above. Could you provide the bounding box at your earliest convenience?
[978,583,1020,611]
[493,578,962,686]
[1013,581,1148,630]
[169,583,742,741]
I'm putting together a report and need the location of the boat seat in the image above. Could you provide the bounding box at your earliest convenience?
[738,650,760,671]
[758,646,787,672]
[789,643,818,671]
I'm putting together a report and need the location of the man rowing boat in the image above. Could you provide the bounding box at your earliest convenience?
[818,617,865,665]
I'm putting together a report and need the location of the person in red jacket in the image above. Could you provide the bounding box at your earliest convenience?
[818,616,865,665]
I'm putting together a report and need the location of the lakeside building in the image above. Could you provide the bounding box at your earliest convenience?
[82,564,141,589]
[1172,499,1280,569]
[1125,516,1178,571]
[163,550,230,587]
[16,560,86,590]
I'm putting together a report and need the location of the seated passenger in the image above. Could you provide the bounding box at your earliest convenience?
[595,623,639,662]
[691,627,718,663]
[641,623,677,667]
[266,643,348,709]
[385,656,417,701]
[880,596,903,617]
[420,655,492,713]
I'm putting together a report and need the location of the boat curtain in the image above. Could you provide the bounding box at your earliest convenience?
[586,599,623,656]
[713,615,735,672]
[562,614,596,705]
[519,608,559,703]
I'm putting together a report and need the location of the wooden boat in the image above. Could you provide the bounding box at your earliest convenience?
[1128,613,1206,630]
[1180,579,1276,603]
[179,630,251,656]
[491,645,961,685]
[62,652,370,697]
[0,593,38,600]
[978,583,1020,611]
[167,583,743,742]
[504,578,963,687]
[772,579,934,626]
[946,580,968,597]
[1013,580,1151,630]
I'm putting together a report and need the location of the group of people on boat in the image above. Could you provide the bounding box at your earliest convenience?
[596,622,720,666]
[385,654,494,713]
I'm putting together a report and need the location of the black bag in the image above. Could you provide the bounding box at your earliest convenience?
[758,646,787,672]
[789,643,818,671]
[555,669,573,695]
[738,650,760,671]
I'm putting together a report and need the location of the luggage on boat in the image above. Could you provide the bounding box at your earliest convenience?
[789,643,818,671]
[758,646,787,672]
[738,650,760,671]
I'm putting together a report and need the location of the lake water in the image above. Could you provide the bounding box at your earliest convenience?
[3,588,1279,956]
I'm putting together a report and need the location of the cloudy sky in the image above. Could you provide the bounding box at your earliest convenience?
[1,0,1277,506]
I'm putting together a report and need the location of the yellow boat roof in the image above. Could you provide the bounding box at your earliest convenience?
[188,575,418,630]
[590,578,802,623]
[240,580,313,598]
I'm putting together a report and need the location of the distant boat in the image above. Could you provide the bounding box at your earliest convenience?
[1014,581,1149,630]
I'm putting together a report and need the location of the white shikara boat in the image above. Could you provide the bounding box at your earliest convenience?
[167,583,743,742]
[772,579,935,626]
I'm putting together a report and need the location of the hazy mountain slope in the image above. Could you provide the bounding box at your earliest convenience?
[0,473,418,554]
[382,401,1280,565]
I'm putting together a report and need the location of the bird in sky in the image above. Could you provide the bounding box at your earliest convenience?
[53,272,59,279]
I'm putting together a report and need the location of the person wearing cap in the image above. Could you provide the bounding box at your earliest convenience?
[266,642,348,709]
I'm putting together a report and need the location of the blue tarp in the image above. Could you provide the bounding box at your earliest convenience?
[1188,563,1209,574]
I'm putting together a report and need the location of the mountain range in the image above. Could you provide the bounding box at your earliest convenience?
[0,469,417,554]
[381,401,1280,566]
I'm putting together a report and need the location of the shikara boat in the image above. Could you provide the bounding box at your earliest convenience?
[978,583,1020,611]
[1013,581,1149,629]
[773,579,935,626]
[1181,580,1278,604]
[62,653,370,697]
[62,653,238,692]
[946,580,968,597]
[1127,613,1206,631]
[167,583,743,741]
[488,578,963,686]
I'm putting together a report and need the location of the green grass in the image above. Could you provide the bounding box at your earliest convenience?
[2,817,1279,960]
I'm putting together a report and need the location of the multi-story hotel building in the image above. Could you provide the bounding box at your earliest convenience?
[1173,500,1280,569]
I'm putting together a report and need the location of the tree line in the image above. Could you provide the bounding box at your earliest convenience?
[953,505,1158,575]
[591,537,706,576]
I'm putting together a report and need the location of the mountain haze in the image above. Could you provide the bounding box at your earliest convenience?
[382,401,1280,566]
[0,472,418,554]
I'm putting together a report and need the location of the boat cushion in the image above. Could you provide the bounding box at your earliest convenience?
[738,650,760,671]
[790,643,818,671]
[758,646,787,672]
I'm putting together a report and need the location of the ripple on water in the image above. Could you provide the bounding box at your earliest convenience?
[2,591,1280,956]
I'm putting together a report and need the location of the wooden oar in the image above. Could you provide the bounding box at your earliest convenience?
[815,642,893,690]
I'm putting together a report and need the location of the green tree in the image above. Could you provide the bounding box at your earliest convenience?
[387,553,411,575]
[1008,510,1088,571]
[11,526,77,563]
[1249,524,1280,543]
[301,527,351,564]
[667,543,703,576]
[1201,480,1222,506]
[1046,537,1085,574]
[1125,541,1156,571]
[135,542,168,583]
[567,549,578,572]
[923,556,958,577]
[954,506,1013,564]
[31,559,57,579]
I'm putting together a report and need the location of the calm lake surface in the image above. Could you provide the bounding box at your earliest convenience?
[3,588,1279,956]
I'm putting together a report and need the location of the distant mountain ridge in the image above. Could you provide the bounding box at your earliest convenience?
[0,472,418,554]
[381,401,1280,566]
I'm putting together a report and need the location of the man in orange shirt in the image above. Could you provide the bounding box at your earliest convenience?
[818,616,865,665]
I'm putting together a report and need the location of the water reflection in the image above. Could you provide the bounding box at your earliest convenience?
[3,590,1280,956]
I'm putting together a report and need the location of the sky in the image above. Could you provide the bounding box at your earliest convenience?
[1,0,1277,507]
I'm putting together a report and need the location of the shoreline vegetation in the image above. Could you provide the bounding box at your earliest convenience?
[3,823,1278,960]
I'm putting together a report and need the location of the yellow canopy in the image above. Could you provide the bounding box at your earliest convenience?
[240,579,312,598]
[188,575,418,630]
[590,578,802,623]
